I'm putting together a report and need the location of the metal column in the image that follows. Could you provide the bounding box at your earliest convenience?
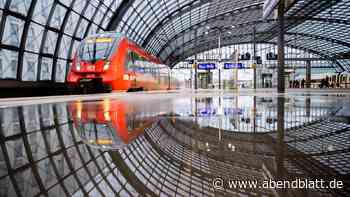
[306,60,311,88]
[277,0,285,93]
[194,29,198,90]
[253,26,257,89]
[218,30,222,89]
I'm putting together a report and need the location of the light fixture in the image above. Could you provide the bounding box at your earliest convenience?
[206,26,210,29]
[231,25,235,28]
[205,31,209,35]
[76,62,81,71]
[228,31,232,34]
[103,61,110,71]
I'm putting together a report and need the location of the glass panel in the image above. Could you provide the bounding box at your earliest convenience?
[73,0,87,14]
[2,16,24,47]
[58,35,71,59]
[40,57,53,80]
[55,59,66,82]
[26,22,44,53]
[0,49,18,79]
[32,0,54,24]
[22,52,38,81]
[50,4,67,29]
[87,24,99,35]
[0,0,6,9]
[65,12,79,36]
[70,40,80,59]
[43,31,58,54]
[9,0,32,16]
[77,19,88,38]
[84,3,95,20]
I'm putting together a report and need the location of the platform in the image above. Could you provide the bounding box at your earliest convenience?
[0,89,349,196]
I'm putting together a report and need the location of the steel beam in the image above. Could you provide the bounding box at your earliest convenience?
[156,4,263,57]
[277,0,285,93]
[141,0,212,48]
[106,0,136,30]
[17,0,37,81]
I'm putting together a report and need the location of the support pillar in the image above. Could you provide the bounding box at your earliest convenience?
[218,31,222,89]
[306,60,311,88]
[194,30,198,90]
[253,26,257,89]
[277,0,285,93]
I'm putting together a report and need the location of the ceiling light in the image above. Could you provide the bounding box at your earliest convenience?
[228,31,232,34]
[206,26,210,29]
[205,31,209,35]
[231,25,235,28]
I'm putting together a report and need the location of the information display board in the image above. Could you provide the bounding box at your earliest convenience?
[224,63,244,69]
[197,63,216,70]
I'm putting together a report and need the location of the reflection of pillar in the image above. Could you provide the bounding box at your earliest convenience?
[277,1,285,93]
[195,98,198,125]
[276,96,286,196]
[218,97,222,141]
[306,97,311,118]
[218,31,222,89]
[207,70,210,88]
[253,96,256,133]
[306,60,311,88]
[168,68,171,89]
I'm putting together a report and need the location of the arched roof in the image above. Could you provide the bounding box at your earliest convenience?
[107,0,350,71]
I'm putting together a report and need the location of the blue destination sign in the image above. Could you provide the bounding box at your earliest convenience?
[197,63,216,70]
[224,63,244,69]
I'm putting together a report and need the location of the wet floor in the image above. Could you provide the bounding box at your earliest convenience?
[0,90,349,196]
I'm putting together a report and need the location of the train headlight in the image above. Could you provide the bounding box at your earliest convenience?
[76,62,81,71]
[103,61,110,71]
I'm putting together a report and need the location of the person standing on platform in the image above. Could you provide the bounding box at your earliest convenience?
[301,79,305,88]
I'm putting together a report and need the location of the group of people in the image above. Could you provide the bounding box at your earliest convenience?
[319,76,339,88]
[289,79,306,88]
[289,76,340,88]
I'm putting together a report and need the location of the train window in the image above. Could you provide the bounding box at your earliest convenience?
[125,51,134,71]
[78,36,119,62]
[126,51,150,73]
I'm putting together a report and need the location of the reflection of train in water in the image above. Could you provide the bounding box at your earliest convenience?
[69,99,157,149]
[69,98,173,150]
[67,32,176,92]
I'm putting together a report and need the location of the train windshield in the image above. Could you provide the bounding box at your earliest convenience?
[78,34,121,62]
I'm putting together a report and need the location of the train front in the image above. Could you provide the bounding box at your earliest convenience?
[67,33,121,92]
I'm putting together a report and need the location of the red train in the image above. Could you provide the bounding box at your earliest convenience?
[67,32,174,92]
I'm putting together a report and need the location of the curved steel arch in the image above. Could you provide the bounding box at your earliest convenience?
[159,18,350,62]
[140,0,211,48]
[155,4,263,57]
[106,0,136,30]
[168,32,344,71]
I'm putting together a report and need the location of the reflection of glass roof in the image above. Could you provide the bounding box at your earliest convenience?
[1,93,350,196]
[1,0,350,83]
